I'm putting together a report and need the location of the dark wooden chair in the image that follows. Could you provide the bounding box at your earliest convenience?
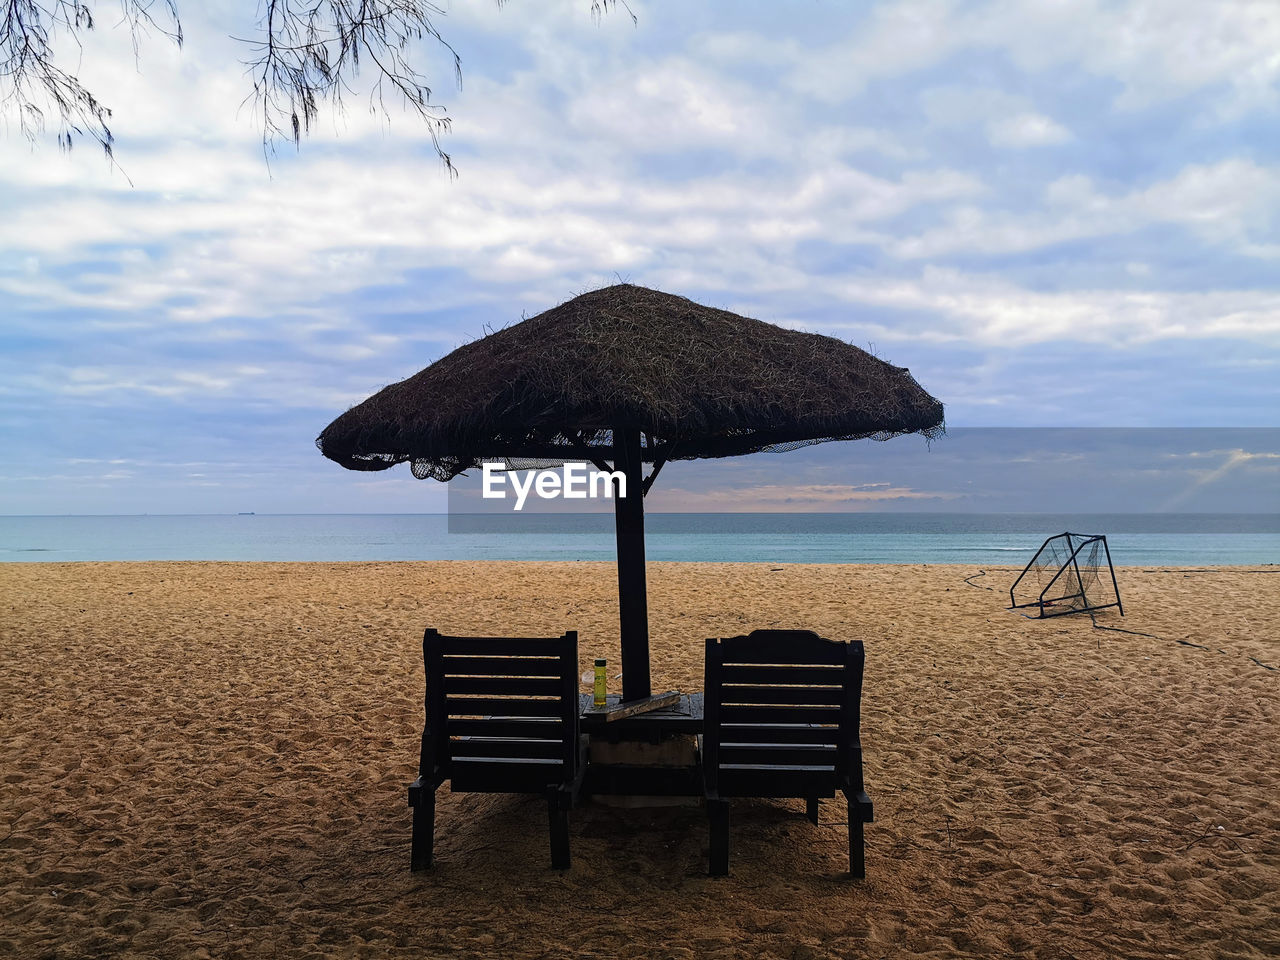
[408,628,585,870]
[702,629,873,877]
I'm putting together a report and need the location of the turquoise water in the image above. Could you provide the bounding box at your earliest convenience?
[1,514,1277,565]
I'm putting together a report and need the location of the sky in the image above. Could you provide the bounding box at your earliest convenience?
[1,0,1278,515]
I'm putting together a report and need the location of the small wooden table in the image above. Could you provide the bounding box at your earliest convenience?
[578,693,704,797]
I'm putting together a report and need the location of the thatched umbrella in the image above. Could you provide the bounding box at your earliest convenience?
[318,284,944,701]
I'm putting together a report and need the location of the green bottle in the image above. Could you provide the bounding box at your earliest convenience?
[593,658,607,706]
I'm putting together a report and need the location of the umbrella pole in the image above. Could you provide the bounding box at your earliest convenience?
[613,426,651,702]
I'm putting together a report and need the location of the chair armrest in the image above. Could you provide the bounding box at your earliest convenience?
[843,786,873,822]
[408,767,445,806]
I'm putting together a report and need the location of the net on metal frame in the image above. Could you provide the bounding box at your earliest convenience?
[1010,532,1121,618]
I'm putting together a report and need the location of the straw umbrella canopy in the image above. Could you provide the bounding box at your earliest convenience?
[318,283,944,701]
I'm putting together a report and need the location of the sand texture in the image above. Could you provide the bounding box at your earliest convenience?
[2,561,1277,959]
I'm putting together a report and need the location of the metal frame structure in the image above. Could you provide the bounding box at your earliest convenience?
[1010,532,1123,618]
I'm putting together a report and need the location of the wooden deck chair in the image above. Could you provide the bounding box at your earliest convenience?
[408,628,585,870]
[703,629,873,877]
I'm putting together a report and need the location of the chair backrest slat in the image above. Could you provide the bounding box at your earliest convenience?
[720,664,844,685]
[440,635,567,657]
[447,717,564,739]
[719,684,843,706]
[720,722,839,745]
[444,696,566,718]
[441,654,566,677]
[444,675,563,697]
[719,744,837,766]
[719,704,841,725]
[716,629,845,665]
[451,738,566,760]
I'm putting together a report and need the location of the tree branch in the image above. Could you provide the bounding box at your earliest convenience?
[1,1,630,173]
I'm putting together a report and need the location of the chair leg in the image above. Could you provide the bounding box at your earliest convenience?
[708,798,730,876]
[548,786,571,870]
[848,795,865,879]
[410,779,435,871]
[806,797,820,825]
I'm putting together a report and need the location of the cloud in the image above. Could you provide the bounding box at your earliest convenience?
[787,0,1280,119]
[788,0,959,103]
[987,113,1072,148]
[566,57,760,155]
[0,5,1271,354]
[0,135,983,329]
[819,267,1280,347]
[891,160,1280,260]
[920,86,1072,148]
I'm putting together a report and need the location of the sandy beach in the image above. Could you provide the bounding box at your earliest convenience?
[2,560,1276,959]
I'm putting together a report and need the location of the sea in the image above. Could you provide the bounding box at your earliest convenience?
[1,513,1277,565]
